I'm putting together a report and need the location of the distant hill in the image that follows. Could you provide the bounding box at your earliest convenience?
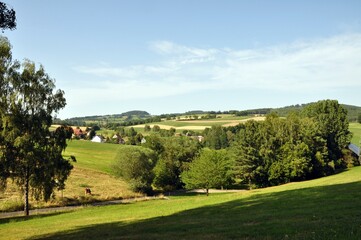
[55,101,360,127]
[56,110,151,126]
[271,103,361,122]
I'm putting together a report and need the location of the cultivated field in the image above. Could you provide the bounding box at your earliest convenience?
[1,166,361,239]
[132,116,265,132]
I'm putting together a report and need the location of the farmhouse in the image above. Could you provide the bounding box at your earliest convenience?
[348,143,360,159]
[72,128,85,139]
[91,135,104,143]
[112,134,125,144]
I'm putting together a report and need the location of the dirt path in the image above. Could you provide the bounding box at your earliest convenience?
[0,189,246,219]
[0,196,163,219]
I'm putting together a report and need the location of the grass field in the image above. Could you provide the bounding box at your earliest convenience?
[0,141,140,212]
[1,166,361,239]
[350,123,361,145]
[63,140,121,174]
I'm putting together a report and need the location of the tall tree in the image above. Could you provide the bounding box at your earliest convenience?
[181,148,232,195]
[203,125,229,150]
[302,100,352,171]
[0,37,73,216]
[231,120,265,188]
[112,145,157,194]
[0,2,16,31]
[153,136,200,190]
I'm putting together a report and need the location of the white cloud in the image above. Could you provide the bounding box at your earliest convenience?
[73,33,361,102]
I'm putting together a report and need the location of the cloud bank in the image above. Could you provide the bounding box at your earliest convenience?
[73,33,361,104]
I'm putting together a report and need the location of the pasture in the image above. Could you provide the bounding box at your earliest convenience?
[349,123,361,145]
[1,166,361,239]
[0,141,140,212]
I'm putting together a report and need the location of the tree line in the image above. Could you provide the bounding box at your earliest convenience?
[113,100,357,194]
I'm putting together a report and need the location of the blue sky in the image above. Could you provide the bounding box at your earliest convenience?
[4,0,361,119]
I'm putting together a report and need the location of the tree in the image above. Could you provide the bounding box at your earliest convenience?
[143,133,164,155]
[302,100,352,171]
[112,145,157,194]
[181,148,232,195]
[153,125,160,132]
[0,38,73,216]
[144,124,151,132]
[231,120,265,188]
[358,113,361,124]
[203,125,229,150]
[153,136,200,190]
[0,2,16,31]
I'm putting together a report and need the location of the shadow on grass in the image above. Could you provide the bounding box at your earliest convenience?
[0,211,69,224]
[30,181,361,240]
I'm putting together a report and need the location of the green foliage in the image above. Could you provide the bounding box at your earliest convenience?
[144,124,151,132]
[181,148,232,194]
[0,2,16,31]
[143,133,164,155]
[153,136,200,190]
[302,99,352,168]
[358,113,361,124]
[231,101,355,188]
[231,120,265,188]
[0,37,73,215]
[203,125,229,149]
[112,145,157,193]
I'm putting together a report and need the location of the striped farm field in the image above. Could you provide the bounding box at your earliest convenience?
[131,116,265,132]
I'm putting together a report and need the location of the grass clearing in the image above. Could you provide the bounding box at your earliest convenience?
[1,167,361,239]
[350,122,361,145]
[63,140,121,174]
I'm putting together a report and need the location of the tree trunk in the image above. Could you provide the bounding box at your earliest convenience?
[24,172,29,216]
[206,188,209,196]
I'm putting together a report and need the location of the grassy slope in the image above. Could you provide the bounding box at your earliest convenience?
[0,141,140,211]
[350,123,361,145]
[63,140,121,174]
[1,167,361,240]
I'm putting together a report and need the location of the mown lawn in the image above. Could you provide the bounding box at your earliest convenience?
[1,167,361,240]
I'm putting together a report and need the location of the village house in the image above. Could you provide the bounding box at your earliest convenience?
[91,135,104,143]
[112,134,125,144]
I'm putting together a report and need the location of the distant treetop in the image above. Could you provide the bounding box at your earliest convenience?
[0,2,16,31]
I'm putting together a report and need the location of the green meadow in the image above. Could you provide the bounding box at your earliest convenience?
[0,141,139,212]
[1,166,361,239]
[350,123,361,145]
[63,140,121,174]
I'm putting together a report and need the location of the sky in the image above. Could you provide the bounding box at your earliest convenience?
[3,0,361,119]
